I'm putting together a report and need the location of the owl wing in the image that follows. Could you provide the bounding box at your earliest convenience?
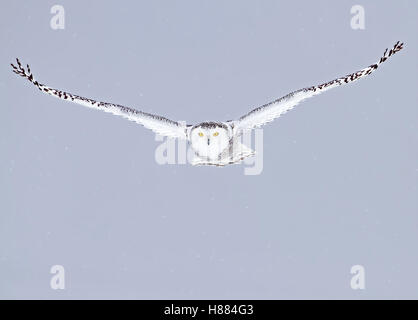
[234,41,404,132]
[11,59,188,139]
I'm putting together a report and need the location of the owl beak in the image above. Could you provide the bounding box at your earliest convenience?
[207,138,210,145]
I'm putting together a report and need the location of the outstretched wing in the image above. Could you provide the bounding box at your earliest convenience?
[235,41,404,131]
[11,59,188,139]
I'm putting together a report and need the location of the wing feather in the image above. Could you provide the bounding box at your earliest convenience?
[11,59,188,139]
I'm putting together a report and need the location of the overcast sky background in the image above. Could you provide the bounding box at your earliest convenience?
[1,0,417,299]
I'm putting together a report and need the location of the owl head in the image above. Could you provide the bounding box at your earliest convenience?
[189,122,231,160]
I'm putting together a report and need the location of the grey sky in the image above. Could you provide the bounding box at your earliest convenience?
[0,0,417,299]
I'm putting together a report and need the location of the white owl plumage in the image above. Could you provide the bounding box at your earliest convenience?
[11,41,404,166]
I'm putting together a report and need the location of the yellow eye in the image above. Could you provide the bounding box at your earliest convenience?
[198,132,204,137]
[213,132,219,137]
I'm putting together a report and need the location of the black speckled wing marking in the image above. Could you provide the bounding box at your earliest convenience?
[236,41,404,131]
[11,59,188,139]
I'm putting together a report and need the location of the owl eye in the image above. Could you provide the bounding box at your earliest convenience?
[198,132,204,137]
[213,132,219,137]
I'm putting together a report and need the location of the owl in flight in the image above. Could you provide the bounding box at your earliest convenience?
[11,41,403,166]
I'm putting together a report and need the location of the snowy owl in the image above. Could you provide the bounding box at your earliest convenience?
[11,41,403,166]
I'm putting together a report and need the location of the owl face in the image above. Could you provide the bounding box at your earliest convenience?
[190,123,230,160]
